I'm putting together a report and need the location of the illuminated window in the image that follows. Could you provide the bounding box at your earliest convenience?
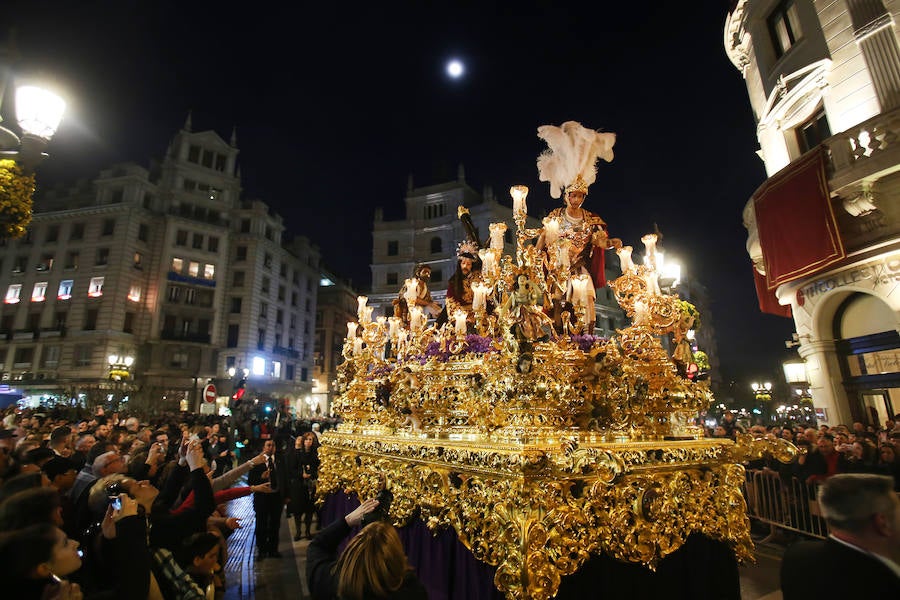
[133,252,143,269]
[58,280,73,300]
[88,277,104,297]
[171,257,183,273]
[31,282,47,302]
[5,284,22,304]
[252,356,265,375]
[272,361,282,378]
[204,264,215,279]
[128,285,141,302]
[188,261,200,277]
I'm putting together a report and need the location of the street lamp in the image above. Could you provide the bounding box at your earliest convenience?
[750,381,772,398]
[0,52,66,238]
[107,353,135,410]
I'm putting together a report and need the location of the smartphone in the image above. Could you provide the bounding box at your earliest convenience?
[109,494,123,511]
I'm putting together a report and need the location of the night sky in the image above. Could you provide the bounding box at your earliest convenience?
[5,1,797,394]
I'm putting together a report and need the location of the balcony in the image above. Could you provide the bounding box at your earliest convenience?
[160,330,211,343]
[273,345,300,359]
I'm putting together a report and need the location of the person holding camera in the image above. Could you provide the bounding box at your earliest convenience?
[306,493,427,600]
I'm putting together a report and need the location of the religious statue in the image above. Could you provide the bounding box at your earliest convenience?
[393,263,441,325]
[500,273,553,343]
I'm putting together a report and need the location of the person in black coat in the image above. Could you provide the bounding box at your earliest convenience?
[307,497,427,600]
[287,432,320,540]
[247,439,286,559]
[780,473,900,599]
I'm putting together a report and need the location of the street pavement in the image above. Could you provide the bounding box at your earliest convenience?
[222,494,788,600]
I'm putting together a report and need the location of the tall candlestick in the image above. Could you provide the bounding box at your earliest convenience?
[352,337,364,356]
[403,278,418,306]
[641,234,658,271]
[542,216,560,246]
[510,185,529,215]
[489,222,507,250]
[478,249,497,278]
[571,274,590,307]
[453,309,468,336]
[472,281,490,312]
[357,295,368,321]
[409,306,424,332]
[347,321,358,339]
[617,245,636,274]
[388,316,401,340]
[362,306,374,324]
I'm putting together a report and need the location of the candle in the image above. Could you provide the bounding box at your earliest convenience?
[510,185,528,215]
[643,270,661,296]
[542,216,560,245]
[479,249,497,278]
[617,245,635,274]
[489,222,507,250]
[388,316,401,340]
[376,315,387,328]
[357,295,368,321]
[409,306,424,332]
[641,234,657,270]
[472,281,490,312]
[453,309,468,336]
[403,278,418,306]
[347,322,358,339]
[571,274,591,307]
[362,306,374,324]
[352,337,364,356]
[557,239,571,271]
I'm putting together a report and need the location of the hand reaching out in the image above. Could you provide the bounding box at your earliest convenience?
[344,497,380,528]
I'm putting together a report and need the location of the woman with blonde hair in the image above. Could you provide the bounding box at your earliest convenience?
[307,497,427,600]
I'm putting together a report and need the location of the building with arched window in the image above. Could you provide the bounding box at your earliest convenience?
[727,0,900,427]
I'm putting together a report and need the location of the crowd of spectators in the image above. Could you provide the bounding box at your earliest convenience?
[0,405,332,599]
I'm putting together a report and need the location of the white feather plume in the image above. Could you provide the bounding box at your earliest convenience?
[536,121,616,198]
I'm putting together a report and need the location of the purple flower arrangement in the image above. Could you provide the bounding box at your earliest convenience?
[569,334,607,352]
[412,335,499,364]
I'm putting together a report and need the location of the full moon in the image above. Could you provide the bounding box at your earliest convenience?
[446,59,464,78]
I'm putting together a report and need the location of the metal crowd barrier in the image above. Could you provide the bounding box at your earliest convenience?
[742,469,828,541]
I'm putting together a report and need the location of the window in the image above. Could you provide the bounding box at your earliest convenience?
[138,223,149,242]
[202,149,214,168]
[46,225,59,243]
[232,271,245,287]
[252,356,265,375]
[95,248,109,266]
[225,356,236,370]
[188,261,200,277]
[387,240,399,256]
[101,219,115,236]
[276,309,283,324]
[257,329,266,350]
[768,0,803,58]
[301,367,308,382]
[31,282,47,302]
[176,230,188,246]
[290,313,297,329]
[265,226,273,241]
[171,257,183,273]
[181,318,192,335]
[133,252,143,269]
[291,292,298,307]
[207,236,219,252]
[185,289,197,305]
[203,264,215,279]
[36,254,53,272]
[110,189,123,204]
[65,251,79,270]
[430,236,442,254]
[123,312,135,334]
[42,345,60,368]
[14,347,34,366]
[74,345,92,367]
[797,108,831,154]
[279,263,287,277]
[227,324,239,348]
[277,285,285,301]
[70,223,84,241]
[264,253,273,269]
[192,233,203,249]
[272,361,282,378]
[54,311,67,329]
[88,277,104,297]
[240,219,251,233]
[5,284,22,304]
[230,297,242,313]
[168,286,181,302]
[84,308,98,330]
[261,277,270,294]
[286,364,295,380]
[260,303,268,319]
[128,285,141,302]
[171,351,188,368]
[235,246,247,261]
[58,280,73,300]
[188,145,200,163]
[198,318,210,336]
[215,154,226,171]
[12,256,26,273]
[387,272,398,285]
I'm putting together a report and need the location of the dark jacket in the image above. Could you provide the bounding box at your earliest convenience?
[306,517,428,600]
[287,447,319,514]
[781,537,900,599]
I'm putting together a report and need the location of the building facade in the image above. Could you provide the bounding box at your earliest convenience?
[312,268,358,417]
[0,121,319,414]
[727,0,900,426]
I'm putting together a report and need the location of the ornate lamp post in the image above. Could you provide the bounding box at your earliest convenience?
[0,52,66,237]
[783,359,814,425]
[107,353,135,410]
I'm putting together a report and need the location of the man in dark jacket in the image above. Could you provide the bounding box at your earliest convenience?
[781,473,900,598]
[248,438,286,559]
